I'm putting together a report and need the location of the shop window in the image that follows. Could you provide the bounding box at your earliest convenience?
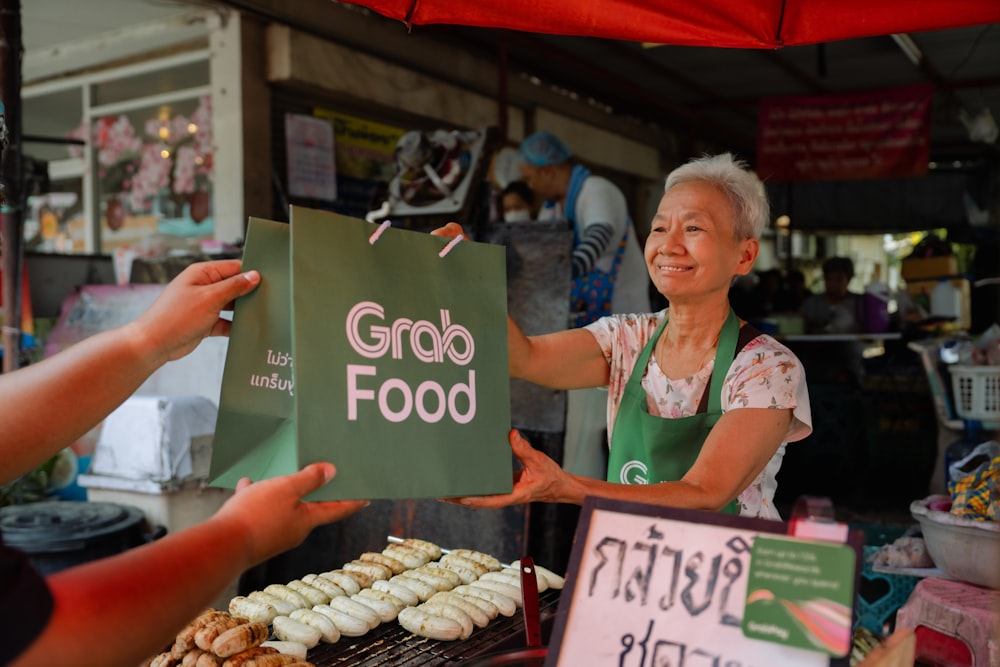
[22,54,212,255]
[88,95,214,254]
[90,60,208,107]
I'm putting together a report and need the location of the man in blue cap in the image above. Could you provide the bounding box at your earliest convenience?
[518,130,649,327]
[518,130,650,479]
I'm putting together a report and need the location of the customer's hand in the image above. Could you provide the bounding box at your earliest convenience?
[129,259,261,364]
[219,463,368,566]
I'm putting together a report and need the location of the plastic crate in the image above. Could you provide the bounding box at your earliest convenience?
[949,365,1000,421]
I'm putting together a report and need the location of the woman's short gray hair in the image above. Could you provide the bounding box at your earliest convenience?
[663,153,770,240]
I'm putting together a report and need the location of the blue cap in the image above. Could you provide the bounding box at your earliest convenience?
[518,130,572,166]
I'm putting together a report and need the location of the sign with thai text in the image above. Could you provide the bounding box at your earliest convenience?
[546,498,859,667]
[756,83,934,181]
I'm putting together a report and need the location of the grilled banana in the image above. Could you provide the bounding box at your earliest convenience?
[400,538,443,560]
[397,567,454,592]
[449,549,503,572]
[263,584,310,610]
[272,615,322,648]
[415,564,461,588]
[425,560,480,584]
[289,608,341,643]
[228,596,279,625]
[359,551,407,574]
[397,606,464,641]
[258,641,308,659]
[217,646,277,667]
[453,584,517,617]
[382,544,430,569]
[181,648,210,667]
[194,616,247,651]
[439,554,489,577]
[371,578,420,607]
[445,591,499,620]
[490,567,548,593]
[196,653,223,667]
[419,601,474,639]
[226,654,301,667]
[299,574,346,599]
[311,604,370,637]
[510,559,565,589]
[343,559,392,581]
[353,589,405,622]
[173,610,232,654]
[328,594,381,629]
[468,579,522,607]
[250,592,297,617]
[285,580,330,606]
[389,573,436,601]
[212,621,269,657]
[316,570,363,595]
[428,591,491,628]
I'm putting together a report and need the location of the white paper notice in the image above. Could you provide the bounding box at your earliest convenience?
[285,113,337,202]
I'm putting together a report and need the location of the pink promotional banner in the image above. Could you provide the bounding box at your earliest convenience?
[756,83,935,182]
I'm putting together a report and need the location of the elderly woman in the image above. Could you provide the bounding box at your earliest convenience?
[440,153,812,519]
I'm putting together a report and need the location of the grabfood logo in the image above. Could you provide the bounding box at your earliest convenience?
[619,460,648,485]
[346,301,475,424]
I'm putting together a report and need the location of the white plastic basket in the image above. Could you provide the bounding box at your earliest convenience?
[950,364,1000,421]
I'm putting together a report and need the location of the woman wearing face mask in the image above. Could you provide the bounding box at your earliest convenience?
[500,180,537,223]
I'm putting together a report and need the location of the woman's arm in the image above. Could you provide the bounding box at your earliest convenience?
[454,408,791,511]
[507,317,610,389]
[0,261,259,484]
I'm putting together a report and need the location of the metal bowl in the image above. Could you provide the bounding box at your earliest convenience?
[910,495,1000,589]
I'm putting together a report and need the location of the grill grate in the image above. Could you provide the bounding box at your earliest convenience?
[306,589,560,666]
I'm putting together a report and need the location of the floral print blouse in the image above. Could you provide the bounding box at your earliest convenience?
[586,309,813,520]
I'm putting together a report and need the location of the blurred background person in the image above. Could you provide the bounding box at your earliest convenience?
[800,256,862,334]
[498,180,537,222]
[517,130,651,480]
[776,268,811,313]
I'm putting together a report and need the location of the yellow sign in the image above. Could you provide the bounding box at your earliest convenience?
[313,109,403,181]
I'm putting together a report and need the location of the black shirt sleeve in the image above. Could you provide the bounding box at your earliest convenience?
[0,534,54,665]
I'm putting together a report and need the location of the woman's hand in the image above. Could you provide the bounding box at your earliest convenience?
[442,430,574,508]
[429,222,466,239]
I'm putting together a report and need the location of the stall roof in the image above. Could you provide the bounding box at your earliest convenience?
[21,0,1000,229]
[346,0,1000,49]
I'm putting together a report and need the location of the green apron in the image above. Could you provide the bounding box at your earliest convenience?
[606,308,741,514]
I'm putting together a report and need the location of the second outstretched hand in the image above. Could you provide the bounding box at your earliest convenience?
[442,430,583,509]
[221,463,369,565]
[128,259,261,365]
[19,464,367,667]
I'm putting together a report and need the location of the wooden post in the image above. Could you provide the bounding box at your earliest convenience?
[0,0,24,373]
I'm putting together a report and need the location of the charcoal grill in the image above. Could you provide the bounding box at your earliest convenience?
[305,588,560,666]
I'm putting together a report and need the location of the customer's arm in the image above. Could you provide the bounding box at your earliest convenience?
[0,260,260,484]
[12,463,367,667]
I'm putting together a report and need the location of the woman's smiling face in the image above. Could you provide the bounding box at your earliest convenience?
[644,180,757,302]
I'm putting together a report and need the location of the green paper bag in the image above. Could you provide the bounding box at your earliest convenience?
[210,208,513,500]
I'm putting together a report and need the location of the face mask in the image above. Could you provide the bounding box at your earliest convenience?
[504,209,532,223]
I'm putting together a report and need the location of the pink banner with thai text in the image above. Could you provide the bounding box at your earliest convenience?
[756,83,934,181]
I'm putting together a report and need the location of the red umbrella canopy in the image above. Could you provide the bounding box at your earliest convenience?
[342,0,1000,47]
